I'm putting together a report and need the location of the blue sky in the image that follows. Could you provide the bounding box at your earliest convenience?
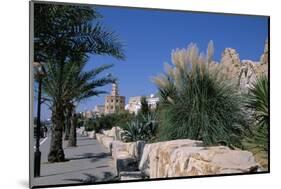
[37,6,268,120]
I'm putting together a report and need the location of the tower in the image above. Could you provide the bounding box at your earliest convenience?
[104,82,125,114]
[111,83,119,96]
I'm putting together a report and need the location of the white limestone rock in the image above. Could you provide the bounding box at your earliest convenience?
[88,131,96,139]
[139,139,204,177]
[148,145,260,178]
[119,171,145,181]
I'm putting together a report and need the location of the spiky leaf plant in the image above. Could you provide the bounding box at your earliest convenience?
[245,75,269,128]
[121,113,158,142]
[152,41,247,147]
[243,75,269,168]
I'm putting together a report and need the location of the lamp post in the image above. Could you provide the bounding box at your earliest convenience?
[33,62,46,177]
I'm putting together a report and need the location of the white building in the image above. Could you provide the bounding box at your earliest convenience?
[125,94,159,114]
[94,105,105,116]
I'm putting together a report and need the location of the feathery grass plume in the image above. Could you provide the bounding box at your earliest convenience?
[207,40,214,64]
[152,41,247,147]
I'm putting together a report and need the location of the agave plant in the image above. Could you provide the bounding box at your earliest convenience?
[140,113,158,140]
[243,75,269,167]
[152,41,247,147]
[245,75,268,128]
[121,113,158,142]
[121,120,146,142]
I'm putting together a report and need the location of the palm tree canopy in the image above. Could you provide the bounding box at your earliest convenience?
[34,3,125,63]
[42,55,116,107]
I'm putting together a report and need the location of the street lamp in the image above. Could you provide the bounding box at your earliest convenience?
[33,62,46,177]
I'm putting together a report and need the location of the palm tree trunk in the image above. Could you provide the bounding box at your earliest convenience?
[64,105,71,140]
[48,102,65,162]
[68,106,77,147]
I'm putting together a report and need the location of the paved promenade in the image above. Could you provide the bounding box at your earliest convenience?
[33,133,116,187]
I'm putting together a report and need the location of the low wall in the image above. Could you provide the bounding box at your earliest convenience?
[90,128,261,180]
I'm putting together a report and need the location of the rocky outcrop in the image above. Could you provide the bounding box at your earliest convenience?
[238,60,258,92]
[260,39,269,65]
[216,40,268,92]
[221,48,241,68]
[220,48,241,80]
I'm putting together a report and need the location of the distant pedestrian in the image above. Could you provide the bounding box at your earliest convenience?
[43,126,48,137]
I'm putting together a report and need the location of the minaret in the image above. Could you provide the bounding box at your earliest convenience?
[104,81,125,114]
[111,82,119,96]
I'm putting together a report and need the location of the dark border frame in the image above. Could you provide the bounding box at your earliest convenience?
[29,1,270,188]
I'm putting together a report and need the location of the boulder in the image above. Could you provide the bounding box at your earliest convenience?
[114,126,125,140]
[135,141,146,162]
[115,153,138,174]
[88,131,96,139]
[82,131,88,137]
[111,141,139,175]
[95,133,104,143]
[139,139,204,177]
[102,127,125,140]
[96,133,114,152]
[146,144,260,178]
[102,129,112,137]
[112,141,128,160]
[126,142,136,157]
[119,171,145,181]
[101,136,114,150]
[76,127,85,136]
[138,144,152,176]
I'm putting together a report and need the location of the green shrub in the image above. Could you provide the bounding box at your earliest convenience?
[152,42,247,147]
[244,75,268,128]
[84,111,134,132]
[121,113,158,142]
[243,75,268,168]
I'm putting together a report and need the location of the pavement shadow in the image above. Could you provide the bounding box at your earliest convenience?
[40,167,96,177]
[68,152,111,163]
[64,171,118,184]
[96,165,109,169]
[76,137,93,141]
[76,143,98,148]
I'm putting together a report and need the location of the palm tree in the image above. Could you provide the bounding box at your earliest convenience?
[34,3,125,162]
[63,54,116,147]
[42,54,116,161]
[34,3,125,62]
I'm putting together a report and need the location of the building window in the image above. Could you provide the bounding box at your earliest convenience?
[111,106,113,109]
[116,100,119,103]
[111,100,113,103]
